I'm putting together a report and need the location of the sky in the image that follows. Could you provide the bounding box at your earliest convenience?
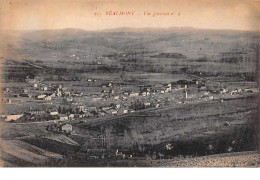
[0,0,259,31]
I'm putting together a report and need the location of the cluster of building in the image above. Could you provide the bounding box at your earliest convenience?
[1,74,259,123]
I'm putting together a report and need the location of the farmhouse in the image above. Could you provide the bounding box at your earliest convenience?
[102,82,112,88]
[230,90,238,95]
[166,143,173,150]
[78,106,88,113]
[220,89,228,93]
[108,109,117,115]
[49,110,59,116]
[165,86,171,92]
[160,90,165,94]
[102,106,112,111]
[21,89,28,93]
[129,92,139,97]
[204,91,209,95]
[63,91,71,96]
[69,114,75,120]
[45,96,52,101]
[42,87,48,91]
[66,97,73,102]
[115,149,126,159]
[4,114,24,122]
[4,99,12,104]
[37,94,46,100]
[58,114,69,121]
[144,102,151,107]
[50,93,56,97]
[110,89,115,94]
[245,88,259,93]
[56,89,62,97]
[114,96,119,100]
[61,124,73,133]
[101,89,109,94]
[141,92,147,96]
[163,83,172,88]
[29,110,45,115]
[208,96,214,100]
[3,88,10,93]
[78,114,85,118]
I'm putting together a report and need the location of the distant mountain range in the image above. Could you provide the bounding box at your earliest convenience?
[2,26,257,37]
[1,26,258,62]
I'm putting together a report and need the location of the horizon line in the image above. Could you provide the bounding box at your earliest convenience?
[0,26,259,33]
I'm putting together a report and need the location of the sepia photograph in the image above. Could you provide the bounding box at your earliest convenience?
[0,0,259,168]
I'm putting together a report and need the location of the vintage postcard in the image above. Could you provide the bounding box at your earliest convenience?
[0,0,259,167]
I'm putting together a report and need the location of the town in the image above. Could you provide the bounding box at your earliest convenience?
[1,63,258,124]
[0,56,259,162]
[0,27,259,166]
